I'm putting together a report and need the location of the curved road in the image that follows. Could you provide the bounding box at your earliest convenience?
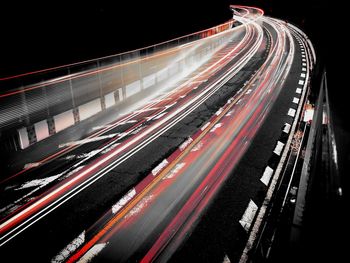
[0,6,314,263]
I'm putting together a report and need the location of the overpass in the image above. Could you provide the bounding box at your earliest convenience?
[0,6,316,263]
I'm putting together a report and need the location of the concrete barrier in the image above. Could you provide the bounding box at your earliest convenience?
[17,127,30,149]
[104,92,116,109]
[54,109,75,133]
[78,99,102,121]
[34,120,50,142]
[125,81,141,98]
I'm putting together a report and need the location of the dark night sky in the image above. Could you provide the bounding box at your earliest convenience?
[0,1,328,77]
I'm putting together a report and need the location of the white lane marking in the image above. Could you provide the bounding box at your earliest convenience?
[191,141,203,152]
[302,54,306,58]
[77,243,107,263]
[298,80,304,85]
[225,110,235,116]
[51,231,85,263]
[240,19,311,263]
[292,97,299,104]
[223,254,231,263]
[16,175,61,190]
[152,159,169,176]
[260,166,274,186]
[210,123,223,133]
[302,58,306,62]
[215,107,224,116]
[273,141,285,156]
[145,110,167,121]
[134,107,160,113]
[92,125,114,131]
[283,123,291,134]
[0,21,262,245]
[61,166,85,180]
[152,112,168,120]
[300,73,306,78]
[59,134,118,148]
[130,126,146,135]
[239,200,258,232]
[0,165,86,216]
[288,108,296,117]
[165,102,177,109]
[150,98,172,103]
[227,97,234,104]
[190,79,207,84]
[179,137,194,151]
[125,194,154,219]
[73,150,103,160]
[163,163,186,179]
[302,67,306,72]
[201,122,211,131]
[23,162,41,169]
[296,88,302,94]
[101,143,120,154]
[112,188,136,214]
[126,120,138,123]
[302,62,306,66]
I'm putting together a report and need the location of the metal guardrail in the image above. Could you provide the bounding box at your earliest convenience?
[241,20,317,262]
[291,70,341,242]
[250,69,342,262]
[0,19,235,90]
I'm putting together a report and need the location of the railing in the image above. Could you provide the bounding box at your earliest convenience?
[0,14,237,151]
[0,19,235,90]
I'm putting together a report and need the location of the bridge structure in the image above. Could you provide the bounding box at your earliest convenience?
[0,6,317,263]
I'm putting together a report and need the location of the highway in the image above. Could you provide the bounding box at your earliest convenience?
[0,6,315,263]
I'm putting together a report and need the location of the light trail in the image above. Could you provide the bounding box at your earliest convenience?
[64,7,302,262]
[0,16,248,186]
[0,5,315,263]
[0,7,263,247]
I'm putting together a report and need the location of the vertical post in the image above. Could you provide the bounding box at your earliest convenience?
[119,55,126,99]
[137,51,144,90]
[68,67,80,123]
[20,87,30,126]
[97,60,106,110]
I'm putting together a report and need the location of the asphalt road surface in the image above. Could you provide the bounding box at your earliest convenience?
[0,6,314,263]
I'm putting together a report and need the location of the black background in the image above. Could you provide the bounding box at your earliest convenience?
[2,0,349,260]
[0,1,328,77]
